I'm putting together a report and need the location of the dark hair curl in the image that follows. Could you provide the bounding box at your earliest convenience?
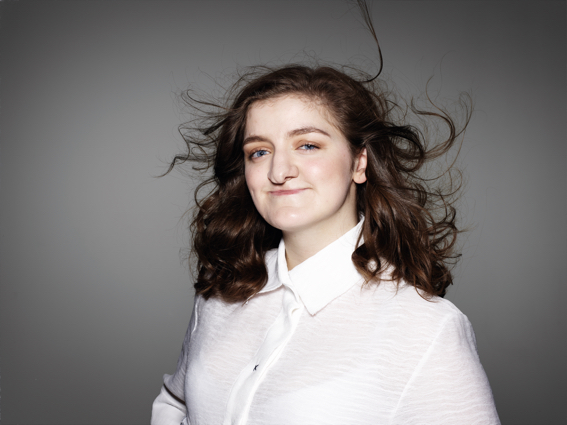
[165,61,471,302]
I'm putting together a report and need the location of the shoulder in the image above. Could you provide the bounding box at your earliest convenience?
[373,281,476,348]
[390,282,469,321]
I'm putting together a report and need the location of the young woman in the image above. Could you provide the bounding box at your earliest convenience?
[150,63,500,424]
[151,3,499,420]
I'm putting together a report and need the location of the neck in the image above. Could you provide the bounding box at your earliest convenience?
[283,215,359,270]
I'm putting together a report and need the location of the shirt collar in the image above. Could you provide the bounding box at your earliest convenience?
[260,221,365,315]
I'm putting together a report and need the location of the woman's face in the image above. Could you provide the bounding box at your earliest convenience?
[243,95,366,238]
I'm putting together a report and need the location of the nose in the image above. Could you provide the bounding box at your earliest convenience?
[267,149,298,184]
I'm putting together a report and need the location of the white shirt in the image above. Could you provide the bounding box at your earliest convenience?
[152,222,500,424]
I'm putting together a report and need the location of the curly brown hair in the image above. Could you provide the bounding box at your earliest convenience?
[165,61,470,302]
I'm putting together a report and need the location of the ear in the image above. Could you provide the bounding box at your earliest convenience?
[353,148,367,184]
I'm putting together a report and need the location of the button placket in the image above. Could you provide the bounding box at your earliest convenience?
[223,284,303,425]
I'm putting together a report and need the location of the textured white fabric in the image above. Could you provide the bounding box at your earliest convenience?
[152,222,500,424]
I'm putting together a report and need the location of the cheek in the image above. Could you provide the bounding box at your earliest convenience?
[244,165,256,190]
[308,155,353,186]
[244,166,264,204]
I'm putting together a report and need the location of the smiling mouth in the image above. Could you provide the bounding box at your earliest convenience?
[269,189,306,196]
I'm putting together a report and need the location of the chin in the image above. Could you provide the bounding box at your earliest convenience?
[264,211,314,233]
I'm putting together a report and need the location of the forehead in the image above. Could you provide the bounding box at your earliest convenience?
[244,95,339,135]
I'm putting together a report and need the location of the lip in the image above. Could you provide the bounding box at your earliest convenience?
[269,188,306,196]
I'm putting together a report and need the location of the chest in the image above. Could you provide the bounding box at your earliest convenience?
[184,288,416,424]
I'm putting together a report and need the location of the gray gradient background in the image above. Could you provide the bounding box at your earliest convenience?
[0,1,565,424]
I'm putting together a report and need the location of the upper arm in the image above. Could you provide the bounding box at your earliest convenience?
[164,295,200,401]
[390,312,500,424]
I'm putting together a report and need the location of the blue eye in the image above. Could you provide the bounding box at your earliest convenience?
[250,149,268,159]
[299,143,318,151]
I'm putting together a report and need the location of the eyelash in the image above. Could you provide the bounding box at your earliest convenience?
[299,143,318,151]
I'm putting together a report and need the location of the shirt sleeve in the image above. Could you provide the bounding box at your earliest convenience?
[151,296,200,425]
[151,383,186,425]
[390,311,501,424]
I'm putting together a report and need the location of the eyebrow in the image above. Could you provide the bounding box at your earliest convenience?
[243,126,331,145]
[287,126,331,138]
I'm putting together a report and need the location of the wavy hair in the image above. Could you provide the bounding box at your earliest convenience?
[165,61,470,302]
